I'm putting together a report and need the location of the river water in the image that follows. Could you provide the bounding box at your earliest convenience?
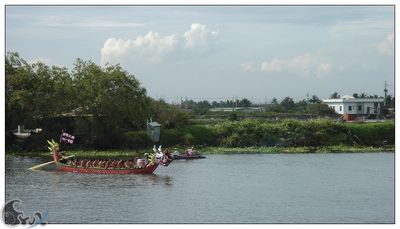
[5,153,394,224]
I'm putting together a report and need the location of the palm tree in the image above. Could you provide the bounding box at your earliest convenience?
[330,92,340,99]
[360,92,367,98]
[308,95,321,104]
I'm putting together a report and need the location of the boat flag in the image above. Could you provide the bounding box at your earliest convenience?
[60,132,75,144]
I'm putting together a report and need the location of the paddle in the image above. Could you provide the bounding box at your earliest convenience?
[29,155,75,171]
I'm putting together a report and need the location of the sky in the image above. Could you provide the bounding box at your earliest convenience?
[5,5,395,103]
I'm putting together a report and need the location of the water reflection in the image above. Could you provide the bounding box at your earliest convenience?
[43,169,173,188]
[148,174,173,187]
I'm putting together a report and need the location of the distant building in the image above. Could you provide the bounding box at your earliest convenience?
[12,125,42,138]
[209,107,264,112]
[322,95,384,118]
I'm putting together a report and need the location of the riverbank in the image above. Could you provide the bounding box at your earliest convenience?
[6,145,395,158]
[201,145,395,154]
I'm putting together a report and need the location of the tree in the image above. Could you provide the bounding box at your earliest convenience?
[385,95,395,108]
[6,52,75,131]
[150,99,190,128]
[271,97,278,105]
[295,99,308,113]
[308,95,321,104]
[280,97,295,112]
[352,93,359,98]
[307,103,336,116]
[239,98,252,107]
[330,92,340,99]
[5,52,35,130]
[72,59,150,140]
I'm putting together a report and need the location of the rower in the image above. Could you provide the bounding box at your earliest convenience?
[187,147,193,156]
[163,148,172,162]
[172,148,180,156]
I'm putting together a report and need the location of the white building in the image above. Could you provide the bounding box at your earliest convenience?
[209,107,264,112]
[322,95,384,116]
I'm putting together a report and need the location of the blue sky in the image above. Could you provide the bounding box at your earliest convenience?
[6,6,394,103]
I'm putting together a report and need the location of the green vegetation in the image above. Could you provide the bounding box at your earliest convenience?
[201,145,394,154]
[6,150,144,159]
[5,52,395,156]
[6,52,189,151]
[176,119,394,148]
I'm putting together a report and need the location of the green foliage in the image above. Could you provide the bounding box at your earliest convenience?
[183,133,194,145]
[159,128,183,146]
[6,52,154,150]
[122,131,152,149]
[215,120,268,147]
[212,119,393,148]
[346,121,395,145]
[181,125,217,146]
[330,91,340,99]
[229,113,238,121]
[73,59,150,130]
[150,99,190,129]
[306,103,336,116]
[280,97,295,112]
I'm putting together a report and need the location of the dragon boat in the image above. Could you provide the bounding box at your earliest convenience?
[48,140,171,174]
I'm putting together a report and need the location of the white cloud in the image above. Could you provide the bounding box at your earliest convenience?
[101,23,218,65]
[260,59,284,72]
[287,52,312,74]
[377,32,394,56]
[257,52,332,77]
[184,23,219,49]
[101,32,179,63]
[316,63,333,76]
[241,62,256,72]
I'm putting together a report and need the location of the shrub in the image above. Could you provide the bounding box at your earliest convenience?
[159,128,183,146]
[210,119,394,148]
[181,125,218,146]
[346,121,395,146]
[122,131,153,149]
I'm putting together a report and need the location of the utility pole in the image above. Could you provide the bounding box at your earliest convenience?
[384,80,388,106]
[232,96,235,111]
[236,96,238,109]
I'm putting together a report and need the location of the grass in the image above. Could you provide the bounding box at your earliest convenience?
[6,145,395,158]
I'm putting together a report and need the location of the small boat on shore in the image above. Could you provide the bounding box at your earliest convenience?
[172,154,206,160]
[49,140,170,174]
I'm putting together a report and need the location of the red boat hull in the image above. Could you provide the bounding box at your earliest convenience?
[53,149,159,174]
[56,162,158,174]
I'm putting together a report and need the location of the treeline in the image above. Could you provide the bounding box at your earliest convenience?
[159,119,394,148]
[6,52,189,150]
[181,96,337,115]
[180,92,394,116]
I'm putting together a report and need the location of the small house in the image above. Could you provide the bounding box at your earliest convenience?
[322,95,384,120]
